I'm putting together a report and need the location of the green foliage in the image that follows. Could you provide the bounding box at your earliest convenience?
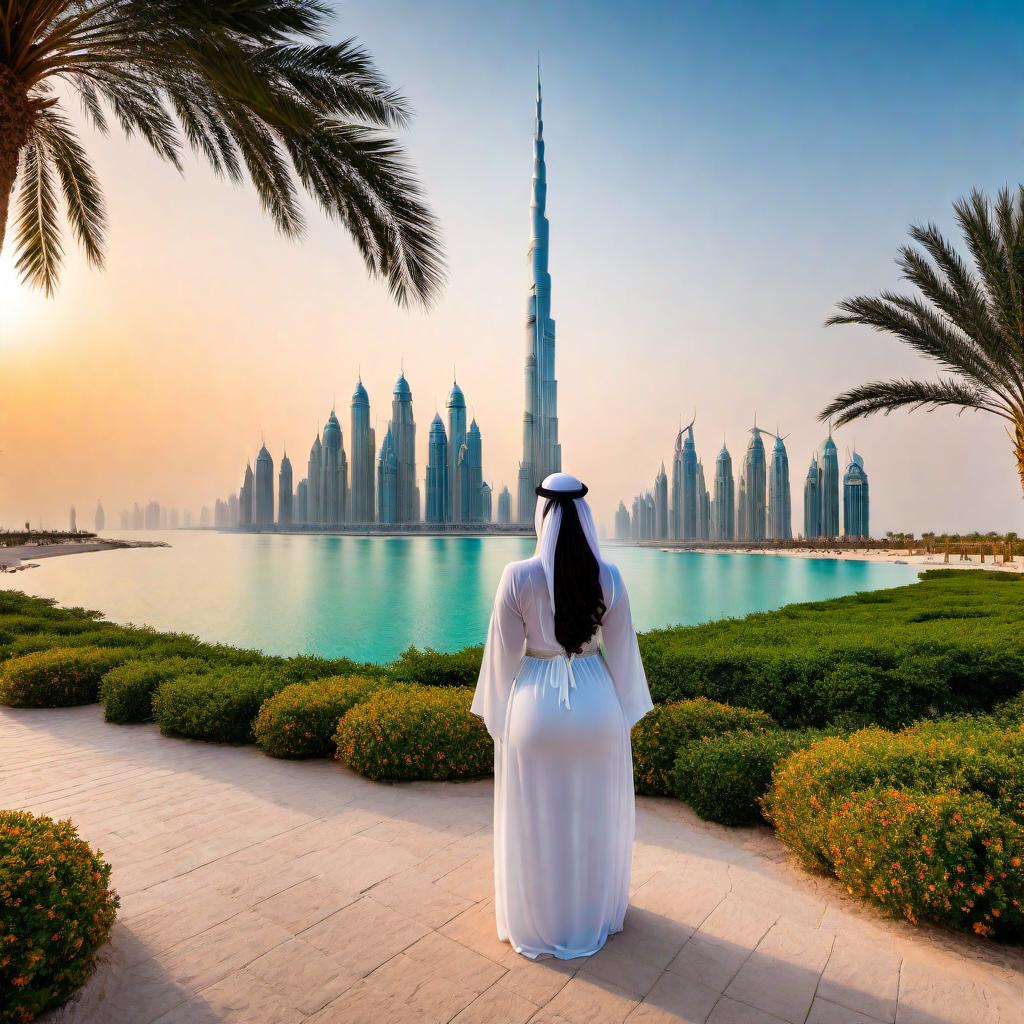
[100,657,210,724]
[255,675,385,758]
[672,728,830,826]
[631,698,775,796]
[639,572,1024,727]
[152,667,290,744]
[0,811,119,1023]
[0,647,128,707]
[387,645,483,686]
[335,685,492,781]
[764,719,1024,938]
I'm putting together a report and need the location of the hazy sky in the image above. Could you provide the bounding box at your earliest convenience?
[2,0,1023,533]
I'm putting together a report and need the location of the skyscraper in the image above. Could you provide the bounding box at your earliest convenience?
[465,419,483,521]
[425,414,449,523]
[843,451,870,538]
[697,461,710,540]
[680,422,699,540]
[254,444,274,525]
[239,463,254,527]
[69,505,77,532]
[767,433,792,540]
[307,434,322,525]
[391,372,418,523]
[480,481,493,523]
[295,479,308,524]
[447,381,466,523]
[377,427,398,524]
[320,410,347,526]
[803,455,820,540]
[671,429,684,539]
[741,425,767,541]
[614,501,630,541]
[805,429,840,538]
[654,463,668,540]
[713,443,735,541]
[227,492,239,527]
[94,501,105,532]
[497,486,512,525]
[350,379,375,523]
[278,449,293,527]
[518,66,561,520]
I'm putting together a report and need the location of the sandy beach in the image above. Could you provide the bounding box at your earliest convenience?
[0,538,167,572]
[669,546,1022,573]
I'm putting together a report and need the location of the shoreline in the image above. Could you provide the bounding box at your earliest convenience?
[652,546,1021,573]
[0,538,168,572]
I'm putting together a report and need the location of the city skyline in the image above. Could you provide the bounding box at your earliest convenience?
[3,2,1023,533]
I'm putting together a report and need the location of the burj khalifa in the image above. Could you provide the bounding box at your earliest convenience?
[517,65,561,521]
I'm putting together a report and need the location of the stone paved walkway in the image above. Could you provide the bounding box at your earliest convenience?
[2,707,1021,1024]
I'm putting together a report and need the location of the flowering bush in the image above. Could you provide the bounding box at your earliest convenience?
[255,676,385,758]
[152,667,290,744]
[0,811,119,1023]
[672,728,829,826]
[335,685,493,781]
[100,657,210,724]
[387,646,483,686]
[0,648,128,707]
[631,698,775,796]
[764,720,1024,938]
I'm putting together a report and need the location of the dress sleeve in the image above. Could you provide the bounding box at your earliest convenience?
[471,562,528,739]
[601,565,654,728]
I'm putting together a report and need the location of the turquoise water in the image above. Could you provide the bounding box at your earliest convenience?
[0,531,920,662]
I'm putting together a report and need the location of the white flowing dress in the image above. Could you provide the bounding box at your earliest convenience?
[471,555,653,959]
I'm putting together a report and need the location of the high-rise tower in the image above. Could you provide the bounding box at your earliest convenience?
[447,381,466,523]
[654,462,669,539]
[350,379,375,523]
[278,449,293,527]
[714,443,735,541]
[768,433,792,540]
[391,371,418,523]
[307,434,322,525]
[742,425,767,541]
[426,414,449,524]
[255,444,274,525]
[320,410,347,526]
[843,451,870,538]
[517,64,561,520]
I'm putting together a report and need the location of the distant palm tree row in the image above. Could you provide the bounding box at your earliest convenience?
[0,0,444,306]
[823,187,1024,504]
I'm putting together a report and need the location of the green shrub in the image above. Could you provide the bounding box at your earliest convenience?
[335,685,492,781]
[255,676,385,758]
[274,654,378,683]
[0,647,128,707]
[672,728,829,826]
[764,720,1024,938]
[631,698,775,796]
[387,645,483,686]
[152,667,289,744]
[100,657,209,724]
[0,811,119,1023]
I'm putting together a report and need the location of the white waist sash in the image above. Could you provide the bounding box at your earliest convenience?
[523,646,602,712]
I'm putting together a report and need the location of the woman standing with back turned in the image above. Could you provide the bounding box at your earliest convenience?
[471,472,653,959]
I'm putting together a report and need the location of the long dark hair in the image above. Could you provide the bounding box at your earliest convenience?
[544,499,606,654]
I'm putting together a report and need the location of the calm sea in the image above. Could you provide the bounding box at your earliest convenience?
[0,531,920,663]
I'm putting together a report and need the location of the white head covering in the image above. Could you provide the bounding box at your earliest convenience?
[534,472,603,613]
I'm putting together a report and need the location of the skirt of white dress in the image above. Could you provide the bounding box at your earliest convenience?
[494,651,635,959]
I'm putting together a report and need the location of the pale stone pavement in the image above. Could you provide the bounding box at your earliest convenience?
[1,707,1021,1024]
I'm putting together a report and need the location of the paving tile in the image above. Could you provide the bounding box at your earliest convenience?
[442,899,522,968]
[298,896,429,976]
[724,919,833,1024]
[626,970,720,1023]
[817,937,899,1023]
[437,851,496,902]
[359,952,481,1023]
[151,972,304,1024]
[578,942,665,999]
[254,875,360,933]
[894,958,1023,1024]
[806,998,884,1024]
[706,997,788,1024]
[242,937,359,1014]
[499,956,581,1004]
[368,874,475,928]
[543,975,640,1024]
[403,931,508,992]
[451,983,539,1023]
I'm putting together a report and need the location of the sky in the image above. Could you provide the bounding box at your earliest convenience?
[2,0,1023,534]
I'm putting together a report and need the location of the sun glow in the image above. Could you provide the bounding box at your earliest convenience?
[0,256,38,340]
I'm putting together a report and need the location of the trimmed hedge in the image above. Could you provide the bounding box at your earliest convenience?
[631,698,775,796]
[153,667,289,744]
[100,657,209,724]
[388,646,483,686]
[335,685,493,781]
[255,676,385,758]
[0,647,128,707]
[764,720,1024,938]
[0,811,119,1023]
[672,728,829,826]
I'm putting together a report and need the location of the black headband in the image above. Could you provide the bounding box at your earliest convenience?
[535,483,588,501]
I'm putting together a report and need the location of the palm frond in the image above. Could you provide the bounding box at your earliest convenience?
[33,108,106,266]
[819,378,1009,427]
[13,138,63,294]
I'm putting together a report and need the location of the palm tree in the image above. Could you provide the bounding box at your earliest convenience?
[821,187,1024,497]
[0,0,444,306]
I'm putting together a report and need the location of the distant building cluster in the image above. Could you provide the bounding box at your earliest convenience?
[617,423,869,542]
[118,501,191,530]
[220,373,515,529]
